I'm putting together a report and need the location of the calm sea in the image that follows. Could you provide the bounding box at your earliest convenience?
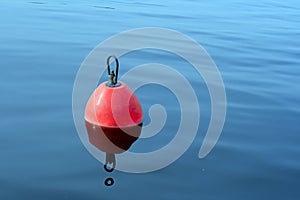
[1,0,300,199]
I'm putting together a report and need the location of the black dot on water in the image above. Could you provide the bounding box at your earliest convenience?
[104,178,114,186]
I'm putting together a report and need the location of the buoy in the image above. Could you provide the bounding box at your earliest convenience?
[84,55,143,186]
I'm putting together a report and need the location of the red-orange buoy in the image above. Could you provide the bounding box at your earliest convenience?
[84,56,143,183]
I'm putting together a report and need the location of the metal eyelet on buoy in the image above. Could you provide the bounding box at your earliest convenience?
[84,55,143,186]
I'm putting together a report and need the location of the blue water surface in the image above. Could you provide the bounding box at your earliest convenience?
[1,0,300,199]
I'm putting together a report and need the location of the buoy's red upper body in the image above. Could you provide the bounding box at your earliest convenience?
[85,81,143,154]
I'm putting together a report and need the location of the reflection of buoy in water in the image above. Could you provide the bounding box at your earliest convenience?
[84,55,143,186]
